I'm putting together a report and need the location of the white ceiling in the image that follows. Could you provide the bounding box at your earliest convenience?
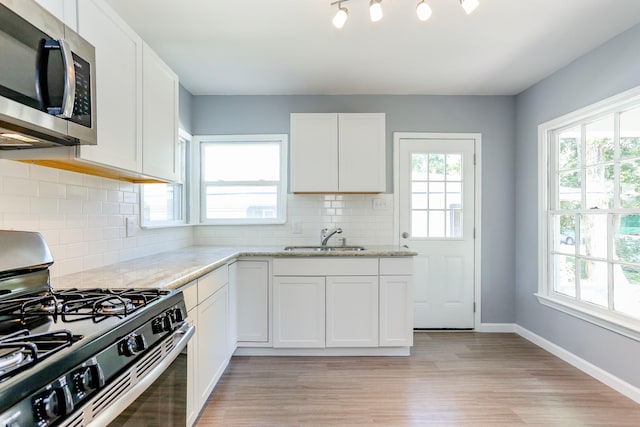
[104,0,640,96]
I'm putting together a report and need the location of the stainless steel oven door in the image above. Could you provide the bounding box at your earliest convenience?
[59,322,194,427]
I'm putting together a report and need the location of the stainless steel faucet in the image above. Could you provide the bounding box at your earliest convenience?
[320,227,342,246]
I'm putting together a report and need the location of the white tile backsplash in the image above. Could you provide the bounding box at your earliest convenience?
[193,193,395,247]
[1,159,396,278]
[0,160,192,279]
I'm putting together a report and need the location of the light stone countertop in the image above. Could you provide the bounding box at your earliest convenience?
[52,245,417,291]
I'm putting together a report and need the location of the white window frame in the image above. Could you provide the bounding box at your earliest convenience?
[196,134,288,225]
[140,129,191,228]
[537,85,640,341]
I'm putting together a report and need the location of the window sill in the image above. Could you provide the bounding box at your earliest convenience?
[535,293,640,342]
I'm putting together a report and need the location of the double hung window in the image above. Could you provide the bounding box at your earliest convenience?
[539,88,640,338]
[198,134,288,225]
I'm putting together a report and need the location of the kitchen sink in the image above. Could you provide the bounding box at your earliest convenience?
[283,245,366,252]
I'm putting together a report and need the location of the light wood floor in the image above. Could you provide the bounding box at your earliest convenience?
[196,333,640,426]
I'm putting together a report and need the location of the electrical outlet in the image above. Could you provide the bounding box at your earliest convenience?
[292,219,302,234]
[372,198,388,210]
[126,216,138,237]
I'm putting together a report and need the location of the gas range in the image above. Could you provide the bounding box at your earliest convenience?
[0,231,193,426]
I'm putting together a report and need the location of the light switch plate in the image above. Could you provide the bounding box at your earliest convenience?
[372,198,388,210]
[126,216,138,237]
[292,219,302,234]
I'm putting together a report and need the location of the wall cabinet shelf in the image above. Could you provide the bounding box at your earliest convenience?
[290,113,386,193]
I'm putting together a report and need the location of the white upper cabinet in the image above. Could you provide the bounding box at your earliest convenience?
[290,113,339,192]
[142,43,179,181]
[34,0,77,29]
[290,113,386,193]
[76,0,143,173]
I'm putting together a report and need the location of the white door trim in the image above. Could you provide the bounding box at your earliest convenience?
[393,132,482,330]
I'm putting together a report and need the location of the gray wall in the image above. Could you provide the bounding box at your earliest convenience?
[179,84,193,134]
[515,23,640,387]
[193,94,517,323]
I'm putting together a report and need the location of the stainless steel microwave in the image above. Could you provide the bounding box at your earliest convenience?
[0,0,96,149]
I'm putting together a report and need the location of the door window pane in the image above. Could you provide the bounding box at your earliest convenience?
[410,152,464,239]
[446,154,462,180]
[412,210,428,237]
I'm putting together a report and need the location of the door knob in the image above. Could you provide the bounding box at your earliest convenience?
[401,232,409,239]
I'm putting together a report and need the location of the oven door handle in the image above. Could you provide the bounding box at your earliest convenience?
[87,322,195,427]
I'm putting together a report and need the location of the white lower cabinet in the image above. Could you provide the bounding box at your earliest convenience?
[271,257,413,351]
[184,265,231,423]
[379,275,413,347]
[196,284,228,407]
[183,282,198,427]
[326,276,378,347]
[273,276,325,348]
[231,260,269,344]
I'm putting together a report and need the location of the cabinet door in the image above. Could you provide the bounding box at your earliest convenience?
[142,43,179,181]
[290,113,338,192]
[34,0,77,30]
[273,276,325,348]
[379,275,413,347]
[338,113,386,192]
[326,276,379,347]
[76,0,143,173]
[232,261,269,343]
[196,285,228,408]
[186,306,198,427]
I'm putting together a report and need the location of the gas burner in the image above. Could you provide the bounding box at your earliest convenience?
[0,347,30,374]
[0,329,77,381]
[98,298,135,315]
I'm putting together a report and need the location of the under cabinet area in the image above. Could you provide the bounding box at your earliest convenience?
[290,113,386,193]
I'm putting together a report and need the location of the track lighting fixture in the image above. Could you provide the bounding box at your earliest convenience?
[460,0,479,15]
[330,0,478,29]
[369,0,383,23]
[416,1,432,22]
[332,2,349,29]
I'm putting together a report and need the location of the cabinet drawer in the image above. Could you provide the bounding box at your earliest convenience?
[379,257,413,275]
[182,281,198,313]
[273,258,378,276]
[198,265,229,303]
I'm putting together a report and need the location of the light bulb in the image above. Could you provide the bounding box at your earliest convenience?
[369,0,383,22]
[332,7,348,28]
[416,1,432,21]
[460,0,479,15]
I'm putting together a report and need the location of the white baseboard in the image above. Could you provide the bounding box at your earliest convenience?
[515,325,640,404]
[476,323,516,333]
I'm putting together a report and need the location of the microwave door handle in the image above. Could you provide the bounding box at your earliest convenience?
[35,39,51,111]
[57,39,76,119]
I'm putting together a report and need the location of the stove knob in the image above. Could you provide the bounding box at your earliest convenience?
[172,308,184,323]
[162,314,174,332]
[42,390,60,419]
[78,364,105,392]
[152,317,165,334]
[37,385,73,421]
[120,333,147,357]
